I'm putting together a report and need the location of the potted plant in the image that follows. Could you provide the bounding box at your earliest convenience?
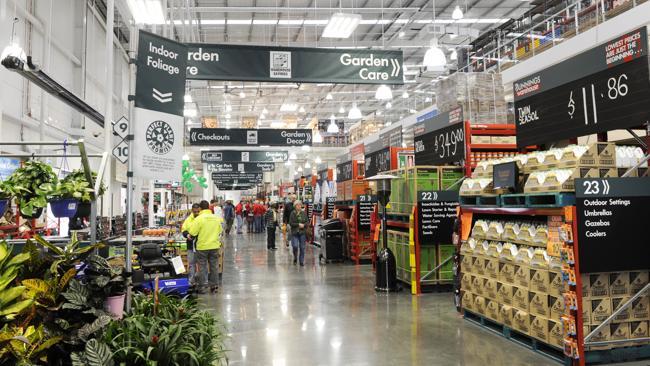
[49,169,105,218]
[82,255,127,319]
[5,160,57,218]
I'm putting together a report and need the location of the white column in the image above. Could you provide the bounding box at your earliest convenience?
[148,180,155,227]
[103,0,115,220]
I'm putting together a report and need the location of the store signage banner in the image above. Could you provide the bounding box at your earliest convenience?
[207,162,275,172]
[575,177,650,272]
[189,128,312,146]
[336,161,353,182]
[211,172,263,182]
[186,43,403,85]
[200,150,288,163]
[417,191,459,245]
[133,31,187,180]
[514,28,650,148]
[364,147,391,178]
[414,121,465,166]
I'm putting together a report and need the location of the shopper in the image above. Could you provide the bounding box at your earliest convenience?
[253,200,265,233]
[289,200,309,266]
[245,200,254,233]
[235,200,244,234]
[188,200,224,294]
[223,200,235,235]
[181,203,201,288]
[265,203,279,250]
[283,195,296,247]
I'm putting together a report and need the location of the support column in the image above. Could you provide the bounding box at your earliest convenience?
[103,0,115,226]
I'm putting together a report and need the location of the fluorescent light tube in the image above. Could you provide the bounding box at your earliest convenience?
[322,13,362,38]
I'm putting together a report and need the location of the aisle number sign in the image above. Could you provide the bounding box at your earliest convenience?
[514,28,650,148]
[112,116,129,164]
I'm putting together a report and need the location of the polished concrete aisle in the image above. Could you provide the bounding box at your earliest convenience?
[200,232,557,366]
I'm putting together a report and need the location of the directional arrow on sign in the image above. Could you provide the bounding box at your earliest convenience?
[112,116,129,139]
[112,140,128,164]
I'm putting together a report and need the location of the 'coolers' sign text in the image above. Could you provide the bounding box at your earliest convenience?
[514,28,650,148]
[189,128,312,146]
[184,44,403,85]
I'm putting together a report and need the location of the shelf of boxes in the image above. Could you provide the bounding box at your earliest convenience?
[463,122,525,177]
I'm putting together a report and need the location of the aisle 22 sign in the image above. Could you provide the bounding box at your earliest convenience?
[514,28,650,148]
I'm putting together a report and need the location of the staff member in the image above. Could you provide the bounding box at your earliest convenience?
[188,200,224,294]
[181,203,201,288]
[235,200,244,234]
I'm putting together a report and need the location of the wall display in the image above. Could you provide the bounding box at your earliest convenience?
[492,162,519,191]
[133,31,187,180]
[364,147,391,178]
[200,150,288,163]
[336,161,353,182]
[414,121,465,166]
[514,28,650,148]
[189,128,312,146]
[417,191,459,244]
[576,177,650,272]
[326,197,336,220]
[357,194,376,231]
[207,162,275,173]
[186,44,403,85]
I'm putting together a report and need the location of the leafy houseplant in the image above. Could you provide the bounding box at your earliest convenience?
[0,242,32,322]
[49,169,105,218]
[5,160,57,218]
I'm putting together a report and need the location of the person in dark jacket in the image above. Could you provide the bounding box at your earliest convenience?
[289,201,309,266]
[282,195,296,247]
[223,201,235,235]
[264,203,279,250]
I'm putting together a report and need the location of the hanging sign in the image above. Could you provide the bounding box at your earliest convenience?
[132,31,187,180]
[200,150,288,163]
[514,28,650,148]
[576,177,650,272]
[189,128,312,146]
[207,162,275,172]
[364,147,391,178]
[417,191,459,244]
[336,161,353,182]
[216,184,254,191]
[357,194,376,232]
[414,121,465,166]
[326,197,336,220]
[186,44,403,85]
[211,172,263,182]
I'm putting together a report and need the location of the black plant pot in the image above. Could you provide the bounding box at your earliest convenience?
[74,202,92,218]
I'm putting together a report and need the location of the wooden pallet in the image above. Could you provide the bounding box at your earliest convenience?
[500,194,527,207]
[459,196,480,206]
[585,344,650,365]
[525,192,575,208]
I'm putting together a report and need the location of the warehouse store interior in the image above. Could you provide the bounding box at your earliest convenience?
[0,0,649,365]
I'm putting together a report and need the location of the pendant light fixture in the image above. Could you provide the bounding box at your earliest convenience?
[315,156,322,164]
[326,93,333,100]
[338,106,345,114]
[299,106,306,113]
[305,161,311,169]
[402,91,409,99]
[450,48,458,61]
[375,84,393,100]
[452,5,464,20]
[313,130,323,143]
[327,115,340,133]
[423,0,447,69]
[289,152,297,160]
[385,102,392,109]
[348,103,362,119]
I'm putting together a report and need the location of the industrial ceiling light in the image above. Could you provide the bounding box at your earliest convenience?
[126,0,165,24]
[425,96,432,102]
[377,110,382,116]
[1,44,26,63]
[297,166,304,172]
[398,31,406,38]
[299,106,306,113]
[184,94,192,103]
[313,130,323,143]
[260,114,266,120]
[423,38,447,68]
[338,106,345,114]
[305,161,311,168]
[385,102,392,109]
[452,5,464,20]
[325,93,333,100]
[347,103,362,120]
[302,145,311,151]
[239,90,246,98]
[322,13,362,38]
[375,85,393,100]
[280,103,298,112]
[225,113,231,119]
[285,160,292,166]
[402,91,409,99]
[262,107,269,114]
[450,48,458,61]
[225,104,233,112]
[327,117,340,134]
[315,156,322,164]
[289,152,297,160]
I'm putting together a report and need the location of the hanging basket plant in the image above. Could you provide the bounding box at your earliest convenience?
[49,169,105,218]
[5,160,57,218]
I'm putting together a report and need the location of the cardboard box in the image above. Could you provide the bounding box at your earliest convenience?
[585,325,611,351]
[497,282,514,306]
[610,323,630,342]
[461,273,473,292]
[474,296,486,315]
[609,272,630,297]
[513,286,529,312]
[631,296,650,321]
[548,271,564,297]
[529,291,550,318]
[485,300,500,321]
[471,135,492,144]
[514,264,531,288]
[484,258,499,279]
[548,320,564,349]
[611,297,632,323]
[629,321,649,340]
[629,271,649,295]
[499,262,516,284]
[484,279,498,301]
[530,268,550,294]
[462,291,474,312]
[529,315,549,343]
[591,298,613,324]
[581,274,589,298]
[499,305,515,327]
[587,273,610,298]
[549,295,565,322]
[583,299,592,325]
[473,256,486,276]
[461,255,475,274]
[513,309,531,334]
[472,276,486,297]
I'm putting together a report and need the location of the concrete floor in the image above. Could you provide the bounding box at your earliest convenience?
[199,232,558,366]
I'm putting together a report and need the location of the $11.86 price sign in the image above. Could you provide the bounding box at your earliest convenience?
[414,121,465,166]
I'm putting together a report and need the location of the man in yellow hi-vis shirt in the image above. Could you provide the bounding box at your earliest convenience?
[181,203,201,287]
[189,200,224,294]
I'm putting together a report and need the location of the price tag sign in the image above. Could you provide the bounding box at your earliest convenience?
[112,140,129,164]
[357,194,376,231]
[417,191,459,244]
[364,147,391,178]
[514,28,650,148]
[336,161,353,182]
[112,116,129,139]
[414,122,465,166]
[576,177,650,272]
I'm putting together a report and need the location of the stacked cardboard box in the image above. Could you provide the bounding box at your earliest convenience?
[581,271,650,350]
[434,73,509,125]
[387,166,463,215]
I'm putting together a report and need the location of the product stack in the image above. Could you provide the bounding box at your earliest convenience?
[387,166,463,215]
[434,72,509,125]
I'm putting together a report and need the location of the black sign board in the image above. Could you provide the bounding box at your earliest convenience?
[417,191,459,244]
[336,161,353,182]
[135,31,187,116]
[186,43,403,85]
[493,162,519,191]
[414,107,463,137]
[189,128,312,146]
[207,162,275,172]
[514,28,650,148]
[380,126,403,147]
[576,177,650,272]
[414,122,465,166]
[306,201,313,218]
[357,194,376,231]
[326,197,336,220]
[364,147,391,178]
[216,184,254,191]
[211,172,263,183]
[200,150,288,163]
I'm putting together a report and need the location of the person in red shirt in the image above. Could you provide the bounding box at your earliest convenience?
[253,200,265,233]
[235,200,244,234]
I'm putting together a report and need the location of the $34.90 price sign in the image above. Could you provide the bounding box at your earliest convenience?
[414,122,465,166]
